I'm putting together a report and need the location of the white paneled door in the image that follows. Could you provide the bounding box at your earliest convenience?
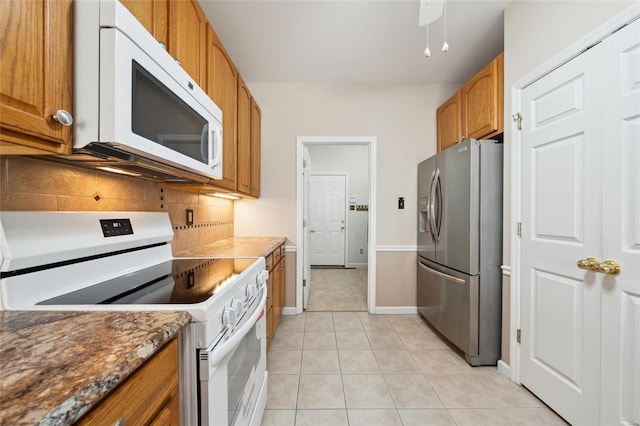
[303,147,312,309]
[599,18,640,425]
[520,18,640,426]
[309,175,346,266]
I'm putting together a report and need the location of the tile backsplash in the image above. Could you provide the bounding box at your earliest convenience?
[0,156,233,252]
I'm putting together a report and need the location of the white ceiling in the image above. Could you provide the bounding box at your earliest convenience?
[199,0,509,85]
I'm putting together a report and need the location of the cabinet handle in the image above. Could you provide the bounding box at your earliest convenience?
[114,417,126,426]
[52,109,73,126]
[159,41,167,50]
[175,58,181,66]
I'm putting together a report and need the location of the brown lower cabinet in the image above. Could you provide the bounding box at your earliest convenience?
[266,243,286,351]
[77,338,180,425]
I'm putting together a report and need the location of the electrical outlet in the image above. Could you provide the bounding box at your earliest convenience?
[186,209,194,226]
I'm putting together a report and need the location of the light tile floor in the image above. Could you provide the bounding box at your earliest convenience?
[307,269,368,312]
[262,312,567,426]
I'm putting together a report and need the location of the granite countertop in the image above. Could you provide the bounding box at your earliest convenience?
[0,310,191,425]
[174,236,287,258]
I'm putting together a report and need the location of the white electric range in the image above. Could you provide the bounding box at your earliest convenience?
[0,211,268,426]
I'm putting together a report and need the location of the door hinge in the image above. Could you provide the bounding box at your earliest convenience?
[512,112,523,130]
[517,329,521,344]
[303,159,308,167]
[303,279,307,287]
[303,219,308,227]
[517,222,522,237]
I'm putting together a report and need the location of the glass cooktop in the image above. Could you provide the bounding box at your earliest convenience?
[38,257,258,305]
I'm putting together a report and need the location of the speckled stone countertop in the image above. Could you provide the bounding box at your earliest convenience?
[174,236,287,258]
[0,310,191,425]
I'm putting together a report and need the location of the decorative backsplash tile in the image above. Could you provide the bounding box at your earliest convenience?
[0,156,234,251]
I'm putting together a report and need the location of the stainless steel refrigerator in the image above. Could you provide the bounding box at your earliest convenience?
[417,139,503,366]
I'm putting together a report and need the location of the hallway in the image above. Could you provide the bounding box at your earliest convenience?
[306,268,368,312]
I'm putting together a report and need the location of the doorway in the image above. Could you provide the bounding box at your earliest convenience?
[296,137,377,314]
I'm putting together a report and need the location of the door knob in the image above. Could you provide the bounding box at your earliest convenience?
[595,260,620,276]
[577,257,599,272]
[340,226,345,230]
[309,229,315,233]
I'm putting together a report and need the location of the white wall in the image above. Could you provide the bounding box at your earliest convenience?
[234,83,458,306]
[235,83,457,244]
[308,144,369,266]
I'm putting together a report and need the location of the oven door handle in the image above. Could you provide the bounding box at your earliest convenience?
[206,289,266,369]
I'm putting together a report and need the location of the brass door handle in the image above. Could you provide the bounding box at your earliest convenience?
[577,257,600,272]
[596,260,620,276]
[309,229,315,233]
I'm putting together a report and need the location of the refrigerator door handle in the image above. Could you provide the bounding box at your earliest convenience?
[430,168,440,242]
[435,171,443,238]
[418,260,466,284]
[427,170,436,238]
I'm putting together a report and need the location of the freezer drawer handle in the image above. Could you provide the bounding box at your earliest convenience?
[418,261,466,284]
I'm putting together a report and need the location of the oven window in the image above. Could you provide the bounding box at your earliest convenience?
[131,60,209,163]
[227,323,261,425]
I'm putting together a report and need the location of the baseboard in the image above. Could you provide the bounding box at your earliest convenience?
[346,263,368,269]
[282,307,297,315]
[374,306,418,315]
[497,360,511,377]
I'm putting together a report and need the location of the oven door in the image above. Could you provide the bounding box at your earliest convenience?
[96,27,222,179]
[199,294,267,426]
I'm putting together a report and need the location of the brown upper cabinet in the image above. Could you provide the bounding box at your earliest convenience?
[0,0,74,155]
[168,0,207,89]
[436,92,462,152]
[249,98,261,198]
[437,52,504,152]
[119,0,168,48]
[236,79,261,198]
[206,25,238,191]
[236,75,252,196]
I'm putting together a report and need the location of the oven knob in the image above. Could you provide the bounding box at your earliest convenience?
[246,283,258,298]
[256,270,268,286]
[222,307,237,326]
[231,299,245,315]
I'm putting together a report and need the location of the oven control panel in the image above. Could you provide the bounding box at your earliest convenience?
[99,218,133,237]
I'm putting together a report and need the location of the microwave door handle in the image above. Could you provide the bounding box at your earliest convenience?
[209,125,222,169]
[201,123,209,163]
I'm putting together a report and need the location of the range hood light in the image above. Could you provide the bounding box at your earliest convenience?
[96,166,143,177]
[209,192,240,200]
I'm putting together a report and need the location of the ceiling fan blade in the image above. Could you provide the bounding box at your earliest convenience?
[418,0,444,27]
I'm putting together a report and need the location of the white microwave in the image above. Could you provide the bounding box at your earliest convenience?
[68,0,222,182]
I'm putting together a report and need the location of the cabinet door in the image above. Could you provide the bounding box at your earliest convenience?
[168,0,207,88]
[206,25,237,191]
[0,0,73,155]
[119,0,168,48]
[78,339,180,425]
[236,74,252,195]
[279,255,286,315]
[250,97,261,197]
[436,91,461,152]
[461,52,503,140]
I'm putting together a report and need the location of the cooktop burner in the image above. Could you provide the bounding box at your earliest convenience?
[38,257,258,306]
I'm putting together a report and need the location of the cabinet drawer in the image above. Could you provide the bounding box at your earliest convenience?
[78,338,179,425]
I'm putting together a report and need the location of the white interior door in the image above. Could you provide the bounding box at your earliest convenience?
[600,18,640,425]
[302,148,312,309]
[309,175,346,266]
[520,42,603,425]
